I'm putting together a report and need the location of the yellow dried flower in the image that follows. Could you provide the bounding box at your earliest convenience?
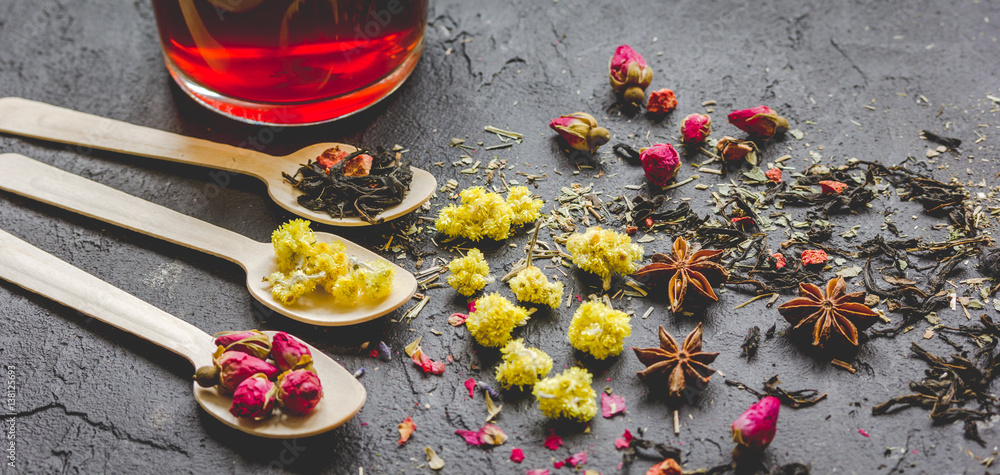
[267,220,394,306]
[509,266,564,309]
[566,226,643,290]
[435,187,542,241]
[532,367,597,421]
[271,219,316,272]
[466,292,530,347]
[495,339,553,389]
[567,300,632,359]
[447,249,492,296]
[506,186,543,225]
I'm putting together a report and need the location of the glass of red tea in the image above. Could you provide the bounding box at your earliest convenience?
[151,0,428,125]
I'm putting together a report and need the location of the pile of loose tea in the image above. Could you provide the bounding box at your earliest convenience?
[283,146,413,224]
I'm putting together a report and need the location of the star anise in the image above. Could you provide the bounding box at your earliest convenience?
[631,236,728,313]
[633,323,719,397]
[777,276,878,348]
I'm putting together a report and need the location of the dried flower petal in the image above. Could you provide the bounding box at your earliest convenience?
[645,458,682,475]
[646,89,677,114]
[378,341,392,361]
[478,424,507,445]
[609,44,653,106]
[411,348,447,375]
[549,112,611,154]
[448,313,469,326]
[455,429,482,446]
[526,470,551,475]
[276,369,323,415]
[544,429,563,450]
[511,447,525,463]
[464,378,477,398]
[485,392,503,422]
[819,180,848,194]
[640,143,681,187]
[601,392,627,418]
[479,381,500,399]
[615,429,633,449]
[229,373,277,420]
[680,114,712,145]
[800,249,828,266]
[765,168,782,182]
[728,106,789,138]
[398,416,416,445]
[425,446,445,470]
[731,396,780,450]
[565,451,587,467]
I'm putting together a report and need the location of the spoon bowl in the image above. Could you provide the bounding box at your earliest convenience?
[0,230,367,438]
[0,153,417,326]
[0,97,436,226]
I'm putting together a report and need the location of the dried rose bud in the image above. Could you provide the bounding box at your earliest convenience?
[728,106,789,138]
[731,396,780,450]
[609,44,653,106]
[342,154,373,177]
[646,458,682,475]
[716,136,758,164]
[639,143,681,186]
[819,180,848,194]
[270,331,314,373]
[213,351,279,393]
[765,168,782,183]
[772,252,786,269]
[549,112,611,154]
[646,89,677,114]
[801,249,828,266]
[213,330,271,359]
[229,373,278,420]
[680,114,711,145]
[277,369,324,415]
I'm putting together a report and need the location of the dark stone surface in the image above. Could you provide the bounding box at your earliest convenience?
[1,0,999,473]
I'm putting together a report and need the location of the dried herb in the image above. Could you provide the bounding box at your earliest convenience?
[872,318,1000,446]
[619,435,682,469]
[726,375,828,408]
[741,326,761,360]
[283,146,413,224]
[634,324,719,397]
[921,130,961,148]
[631,236,728,312]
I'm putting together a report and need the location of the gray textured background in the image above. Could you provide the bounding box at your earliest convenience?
[1,0,999,473]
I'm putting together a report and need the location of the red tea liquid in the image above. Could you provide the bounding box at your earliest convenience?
[151,0,427,124]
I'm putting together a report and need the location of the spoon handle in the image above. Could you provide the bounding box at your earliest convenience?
[0,228,215,368]
[0,97,276,179]
[0,153,261,266]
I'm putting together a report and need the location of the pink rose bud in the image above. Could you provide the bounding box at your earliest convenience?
[728,106,789,139]
[645,89,677,114]
[277,369,324,415]
[765,168,782,182]
[731,396,780,450]
[270,331,314,373]
[229,373,278,420]
[801,249,829,266]
[716,136,758,164]
[213,330,271,359]
[549,112,611,154]
[195,350,279,393]
[640,143,681,186]
[680,114,711,145]
[609,44,653,106]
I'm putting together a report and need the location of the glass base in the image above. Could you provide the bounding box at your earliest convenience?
[164,39,424,126]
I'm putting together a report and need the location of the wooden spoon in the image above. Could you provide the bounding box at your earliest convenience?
[0,228,366,438]
[0,97,436,226]
[0,153,416,326]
